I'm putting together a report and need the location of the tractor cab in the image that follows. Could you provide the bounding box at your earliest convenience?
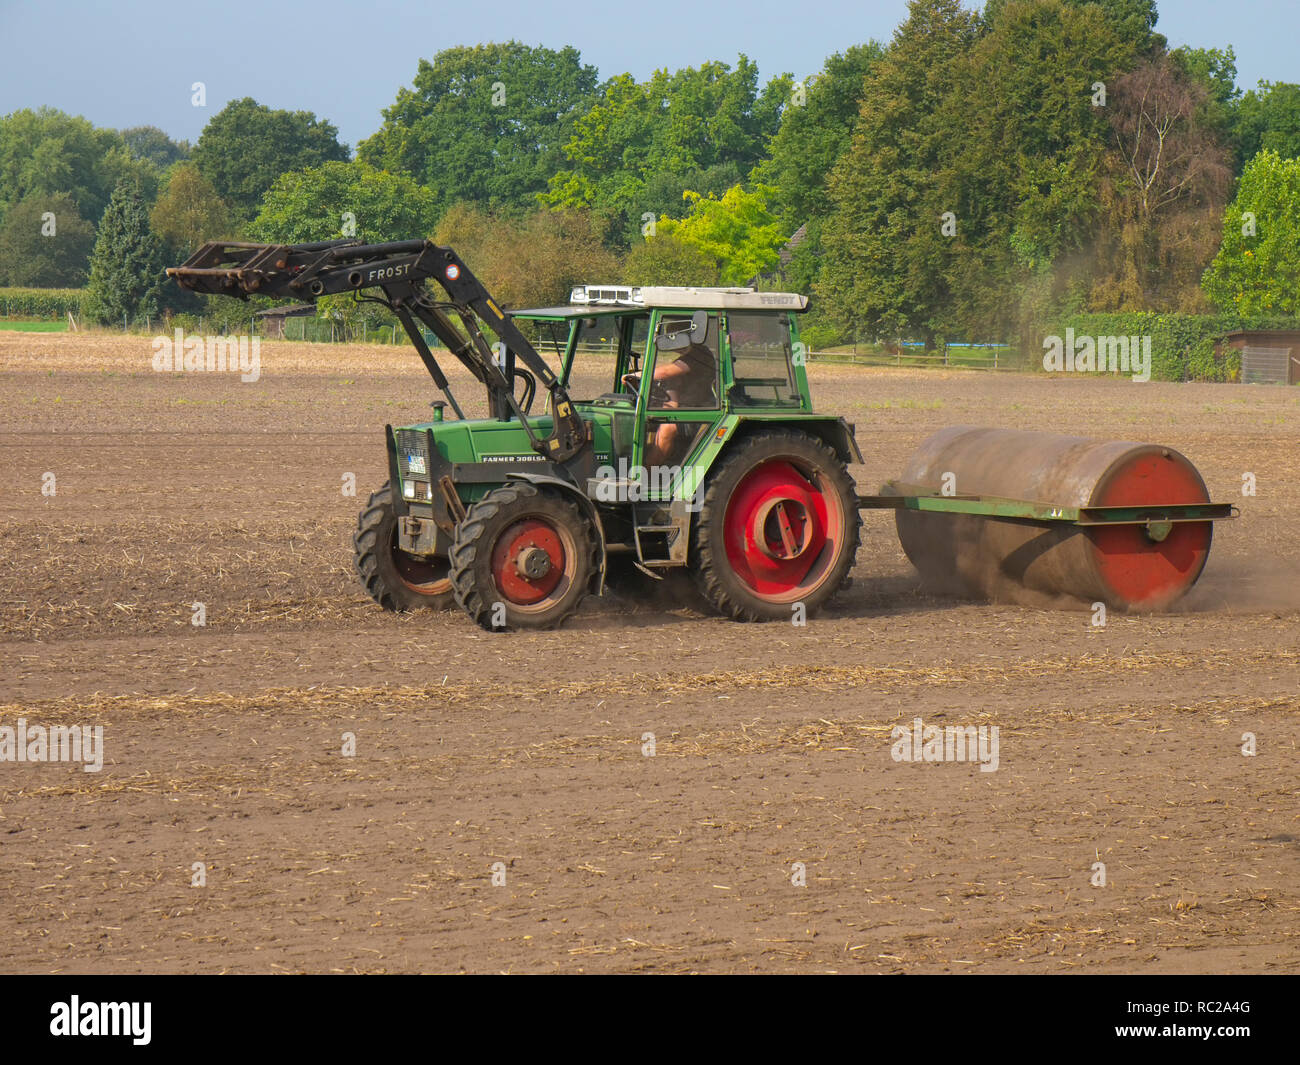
[512,284,813,481]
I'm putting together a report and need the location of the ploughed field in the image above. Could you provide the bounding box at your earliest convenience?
[0,332,1296,974]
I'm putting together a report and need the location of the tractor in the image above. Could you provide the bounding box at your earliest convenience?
[169,239,1235,631]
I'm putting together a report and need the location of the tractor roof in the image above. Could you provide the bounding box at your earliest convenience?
[510,284,808,319]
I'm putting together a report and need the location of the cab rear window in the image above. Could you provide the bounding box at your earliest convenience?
[727,313,801,407]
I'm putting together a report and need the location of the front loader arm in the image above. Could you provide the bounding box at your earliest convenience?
[167,239,589,463]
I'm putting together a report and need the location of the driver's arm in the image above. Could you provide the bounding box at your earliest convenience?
[652,358,693,386]
[622,351,696,404]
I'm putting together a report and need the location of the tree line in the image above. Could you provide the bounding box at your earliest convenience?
[2,0,1299,347]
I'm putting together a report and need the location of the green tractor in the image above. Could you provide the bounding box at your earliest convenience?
[407,284,861,630]
[170,239,1233,630]
[170,239,861,629]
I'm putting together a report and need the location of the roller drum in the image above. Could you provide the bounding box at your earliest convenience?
[893,427,1213,610]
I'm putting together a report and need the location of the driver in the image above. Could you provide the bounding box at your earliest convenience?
[622,339,717,466]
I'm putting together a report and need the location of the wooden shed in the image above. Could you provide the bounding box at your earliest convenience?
[1217,330,1300,385]
[254,302,315,339]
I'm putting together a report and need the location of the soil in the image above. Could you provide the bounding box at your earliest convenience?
[0,331,1296,973]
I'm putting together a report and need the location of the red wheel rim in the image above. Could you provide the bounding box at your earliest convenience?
[723,459,844,602]
[1086,450,1212,609]
[490,518,569,606]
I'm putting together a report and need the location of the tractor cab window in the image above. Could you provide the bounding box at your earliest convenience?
[514,317,569,386]
[566,314,626,400]
[727,313,802,407]
[647,311,720,410]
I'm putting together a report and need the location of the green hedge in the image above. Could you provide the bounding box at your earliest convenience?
[0,287,87,319]
[1058,312,1300,382]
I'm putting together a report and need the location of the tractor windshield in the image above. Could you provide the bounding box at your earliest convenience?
[511,317,569,387]
[568,313,649,398]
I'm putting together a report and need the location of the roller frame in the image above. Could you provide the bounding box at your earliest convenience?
[859,483,1238,530]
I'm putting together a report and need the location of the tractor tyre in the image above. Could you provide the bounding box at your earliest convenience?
[692,429,860,622]
[449,481,598,631]
[353,482,455,612]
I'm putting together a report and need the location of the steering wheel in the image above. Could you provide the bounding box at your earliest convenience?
[622,371,670,404]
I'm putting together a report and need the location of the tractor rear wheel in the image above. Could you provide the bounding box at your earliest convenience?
[353,482,455,612]
[449,482,598,631]
[692,429,860,621]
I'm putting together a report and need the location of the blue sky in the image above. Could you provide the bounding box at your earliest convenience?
[0,0,1295,148]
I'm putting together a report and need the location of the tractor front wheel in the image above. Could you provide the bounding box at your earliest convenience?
[692,429,860,621]
[353,483,455,612]
[449,482,598,631]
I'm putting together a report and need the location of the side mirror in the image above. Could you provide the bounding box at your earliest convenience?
[656,310,707,352]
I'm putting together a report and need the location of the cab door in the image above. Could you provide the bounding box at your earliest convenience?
[632,309,723,496]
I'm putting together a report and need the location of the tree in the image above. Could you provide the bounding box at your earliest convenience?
[654,185,787,285]
[817,0,1173,343]
[1203,150,1300,315]
[818,0,981,344]
[0,108,152,228]
[0,193,96,287]
[85,180,168,324]
[150,163,234,257]
[1170,46,1241,162]
[639,162,747,229]
[1170,45,1239,111]
[943,0,1137,335]
[359,42,599,218]
[622,234,721,287]
[983,0,1162,51]
[247,160,438,244]
[542,72,654,228]
[121,126,191,170]
[748,42,885,302]
[757,42,886,230]
[1234,81,1300,170]
[544,58,792,243]
[192,98,348,220]
[1092,55,1232,310]
[433,205,621,308]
